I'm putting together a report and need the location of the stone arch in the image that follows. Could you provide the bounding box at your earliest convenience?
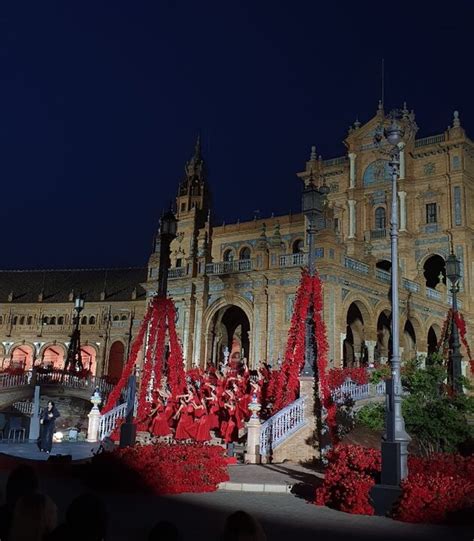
[239,245,252,260]
[223,248,235,262]
[403,320,417,361]
[203,296,254,369]
[292,238,304,254]
[38,342,67,369]
[375,308,392,363]
[9,342,35,370]
[107,340,126,382]
[341,298,373,368]
[420,253,447,289]
[81,344,98,375]
[427,322,442,355]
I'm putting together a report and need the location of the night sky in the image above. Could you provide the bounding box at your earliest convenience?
[1,1,473,269]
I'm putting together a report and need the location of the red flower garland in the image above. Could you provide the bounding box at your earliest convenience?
[101,300,154,414]
[438,308,474,374]
[166,300,187,396]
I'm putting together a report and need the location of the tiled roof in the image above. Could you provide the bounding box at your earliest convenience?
[0,267,147,303]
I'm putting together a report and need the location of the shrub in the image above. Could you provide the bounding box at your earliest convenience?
[85,442,229,495]
[355,403,385,432]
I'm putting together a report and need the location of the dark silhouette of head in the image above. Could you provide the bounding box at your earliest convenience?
[66,493,108,540]
[148,521,180,541]
[47,401,55,411]
[5,464,39,509]
[221,511,266,541]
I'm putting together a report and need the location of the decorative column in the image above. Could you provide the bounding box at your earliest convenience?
[348,200,356,239]
[245,395,262,464]
[87,389,102,443]
[339,332,346,365]
[28,385,41,442]
[348,153,357,188]
[398,191,407,231]
[366,340,376,367]
[398,142,406,180]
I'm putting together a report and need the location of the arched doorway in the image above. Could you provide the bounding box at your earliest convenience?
[81,346,97,375]
[41,346,64,370]
[376,259,391,271]
[375,310,391,363]
[108,341,125,382]
[10,345,34,370]
[403,320,417,360]
[343,302,366,367]
[423,254,446,289]
[427,324,440,355]
[209,305,251,369]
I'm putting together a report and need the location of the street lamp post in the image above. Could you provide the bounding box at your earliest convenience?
[371,109,415,515]
[446,252,463,394]
[63,295,85,374]
[301,174,329,377]
[157,209,178,297]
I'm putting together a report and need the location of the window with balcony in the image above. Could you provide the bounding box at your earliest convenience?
[223,249,234,262]
[374,207,386,229]
[426,203,437,224]
[176,258,182,268]
[239,247,251,260]
[292,239,304,254]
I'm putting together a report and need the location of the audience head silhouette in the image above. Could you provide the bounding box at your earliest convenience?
[148,520,180,541]
[221,511,267,541]
[9,492,57,541]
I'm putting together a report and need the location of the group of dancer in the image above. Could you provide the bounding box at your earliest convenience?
[146,361,273,444]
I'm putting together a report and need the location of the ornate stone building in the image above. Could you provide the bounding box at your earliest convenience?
[1,104,473,379]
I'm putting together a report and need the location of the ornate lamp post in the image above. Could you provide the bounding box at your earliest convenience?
[371,109,416,514]
[445,252,463,394]
[157,209,178,297]
[63,295,85,374]
[301,173,329,376]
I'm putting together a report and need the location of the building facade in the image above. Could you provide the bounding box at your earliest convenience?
[1,105,473,379]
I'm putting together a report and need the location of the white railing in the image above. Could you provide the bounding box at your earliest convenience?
[259,396,306,457]
[12,400,40,416]
[98,402,128,441]
[426,287,442,301]
[331,380,386,404]
[344,257,369,275]
[205,259,252,275]
[0,372,30,389]
[279,253,307,267]
[414,134,446,148]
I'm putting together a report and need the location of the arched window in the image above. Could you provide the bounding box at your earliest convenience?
[27,316,33,325]
[113,315,120,321]
[12,316,18,325]
[239,247,251,260]
[0,316,3,325]
[89,316,96,325]
[58,316,64,325]
[375,207,386,230]
[50,316,56,325]
[292,239,304,254]
[223,249,234,262]
[81,316,88,325]
[42,316,49,325]
[120,314,128,321]
[19,316,25,325]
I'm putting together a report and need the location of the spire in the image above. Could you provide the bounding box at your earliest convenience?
[354,118,361,130]
[193,134,202,162]
[310,145,317,161]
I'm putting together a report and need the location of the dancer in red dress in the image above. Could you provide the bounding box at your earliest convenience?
[174,398,197,440]
[222,400,238,443]
[193,399,211,442]
[150,398,172,437]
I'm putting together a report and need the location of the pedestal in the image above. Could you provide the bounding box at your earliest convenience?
[28,385,41,442]
[245,417,261,464]
[86,407,101,443]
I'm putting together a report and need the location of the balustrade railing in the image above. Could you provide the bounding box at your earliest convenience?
[331,380,386,404]
[168,267,187,279]
[205,259,252,275]
[259,396,306,457]
[344,257,369,275]
[375,268,391,283]
[0,372,29,389]
[370,229,387,240]
[12,400,38,416]
[426,287,442,301]
[402,278,420,293]
[279,253,307,267]
[34,372,114,397]
[98,401,128,441]
[414,134,446,148]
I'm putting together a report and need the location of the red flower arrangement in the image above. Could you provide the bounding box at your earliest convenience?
[439,308,474,374]
[315,444,474,522]
[327,367,369,390]
[87,442,229,495]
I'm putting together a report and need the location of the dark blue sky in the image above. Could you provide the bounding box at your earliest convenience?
[1,1,473,268]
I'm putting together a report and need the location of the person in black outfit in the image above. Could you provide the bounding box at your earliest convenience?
[38,400,60,453]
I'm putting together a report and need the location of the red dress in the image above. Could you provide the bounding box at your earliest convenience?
[208,401,220,431]
[175,404,197,440]
[151,404,172,437]
[194,406,211,442]
[223,406,238,443]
